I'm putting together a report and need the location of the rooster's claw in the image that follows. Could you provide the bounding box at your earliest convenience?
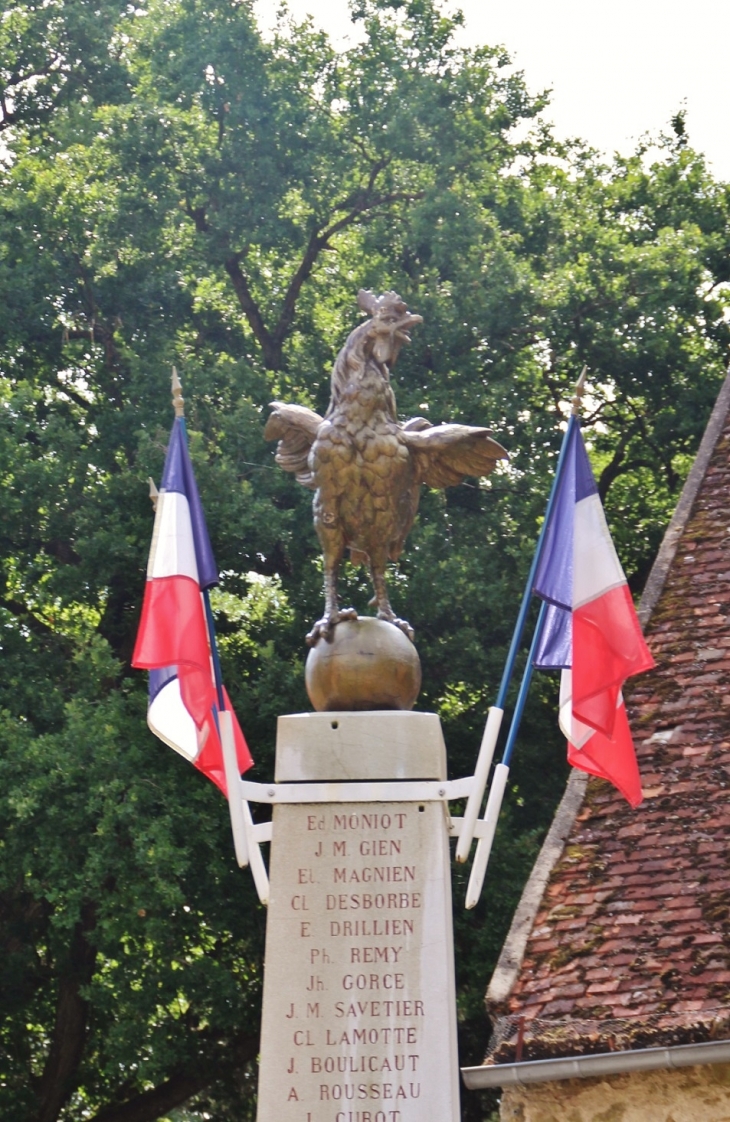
[306,606,358,646]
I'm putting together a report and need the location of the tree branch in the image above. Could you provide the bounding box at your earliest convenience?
[0,90,14,130]
[224,254,280,367]
[0,57,61,130]
[1,596,73,642]
[598,442,627,501]
[222,153,422,369]
[537,353,565,418]
[260,186,425,368]
[89,1070,215,1122]
[88,1033,259,1122]
[34,904,97,1122]
[54,377,95,412]
[623,394,680,492]
[595,430,661,501]
[185,202,209,234]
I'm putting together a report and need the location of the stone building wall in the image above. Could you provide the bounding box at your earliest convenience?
[500,1063,730,1122]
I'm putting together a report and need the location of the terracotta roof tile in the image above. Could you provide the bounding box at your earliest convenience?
[485,380,730,1065]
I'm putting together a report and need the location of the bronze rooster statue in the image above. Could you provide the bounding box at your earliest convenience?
[265,289,508,645]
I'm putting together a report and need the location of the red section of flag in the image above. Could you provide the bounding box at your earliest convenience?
[573,583,656,738]
[133,574,215,727]
[567,699,643,808]
[196,687,253,795]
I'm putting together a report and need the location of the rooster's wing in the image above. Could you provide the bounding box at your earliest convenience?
[264,402,324,489]
[401,421,508,488]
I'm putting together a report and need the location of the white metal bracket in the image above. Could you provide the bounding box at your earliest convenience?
[235,768,493,909]
[240,775,473,806]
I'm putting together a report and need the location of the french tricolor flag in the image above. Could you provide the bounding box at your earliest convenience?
[532,422,655,806]
[132,418,252,794]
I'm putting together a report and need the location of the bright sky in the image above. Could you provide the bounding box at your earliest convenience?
[254,0,730,181]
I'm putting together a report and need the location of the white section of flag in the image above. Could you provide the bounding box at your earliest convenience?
[559,669,625,751]
[148,677,200,762]
[573,492,627,609]
[146,490,199,582]
[558,669,594,749]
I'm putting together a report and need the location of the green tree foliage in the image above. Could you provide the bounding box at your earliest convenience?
[1,1,729,1118]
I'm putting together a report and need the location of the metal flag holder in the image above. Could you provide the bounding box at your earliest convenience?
[163,367,588,912]
[234,771,488,907]
[457,366,588,907]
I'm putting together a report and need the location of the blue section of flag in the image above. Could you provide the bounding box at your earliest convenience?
[149,664,177,705]
[532,424,578,611]
[160,419,219,589]
[532,421,599,669]
[533,603,572,669]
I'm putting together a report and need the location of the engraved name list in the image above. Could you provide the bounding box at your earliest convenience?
[257,799,456,1122]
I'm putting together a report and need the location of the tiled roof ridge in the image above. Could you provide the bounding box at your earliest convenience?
[485,364,730,1032]
[488,770,587,1006]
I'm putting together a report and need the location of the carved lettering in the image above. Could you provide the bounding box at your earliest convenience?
[342,973,405,991]
[334,1113,401,1122]
[358,841,403,856]
[257,801,455,1121]
[334,1000,425,1018]
[311,1055,419,1073]
[332,812,406,831]
[326,1027,418,1046]
[350,946,402,964]
[319,1083,421,1101]
[329,919,414,937]
[325,893,421,911]
[334,865,413,883]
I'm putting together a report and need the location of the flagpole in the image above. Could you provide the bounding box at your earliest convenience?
[455,369,587,865]
[464,600,548,908]
[172,371,227,714]
[203,591,226,714]
[170,370,271,900]
[461,370,588,905]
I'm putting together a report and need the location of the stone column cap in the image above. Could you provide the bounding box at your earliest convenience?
[275,710,447,782]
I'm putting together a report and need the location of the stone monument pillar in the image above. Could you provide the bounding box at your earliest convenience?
[256,710,460,1122]
[250,290,506,1121]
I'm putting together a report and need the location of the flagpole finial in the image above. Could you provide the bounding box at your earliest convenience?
[571,366,588,416]
[148,477,159,511]
[171,367,185,418]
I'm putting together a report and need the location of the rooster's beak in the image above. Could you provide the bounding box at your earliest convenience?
[393,313,423,343]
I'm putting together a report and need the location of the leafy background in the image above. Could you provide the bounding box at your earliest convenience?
[1,1,729,1119]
